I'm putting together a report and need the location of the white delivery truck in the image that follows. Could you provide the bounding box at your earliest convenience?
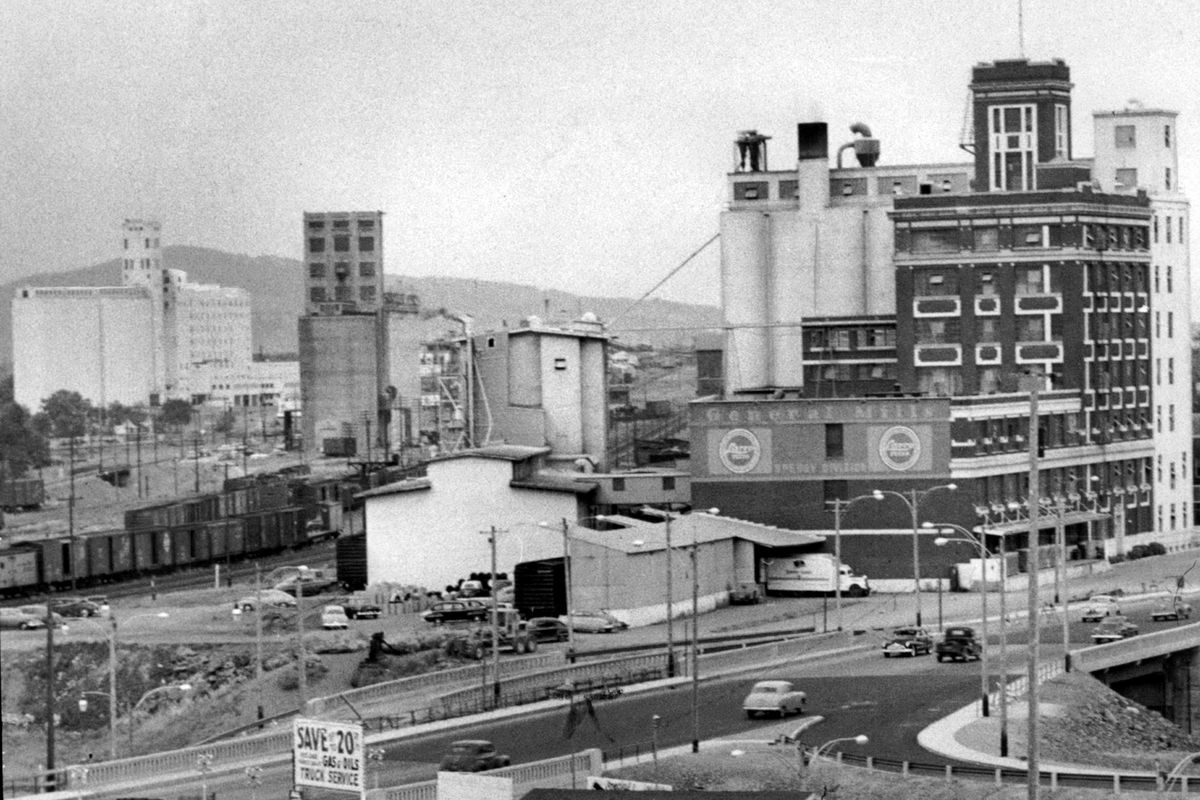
[763,554,870,597]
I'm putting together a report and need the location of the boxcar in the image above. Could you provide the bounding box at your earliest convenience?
[0,545,41,594]
[84,530,114,580]
[109,530,134,577]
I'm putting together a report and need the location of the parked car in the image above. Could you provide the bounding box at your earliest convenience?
[1091,615,1139,643]
[560,610,628,633]
[1150,595,1193,621]
[274,569,340,597]
[1080,594,1122,623]
[0,608,46,630]
[85,596,111,617]
[339,595,382,620]
[17,605,66,629]
[320,604,350,630]
[50,597,104,618]
[526,617,570,642]
[234,589,299,612]
[882,626,933,657]
[438,740,510,772]
[458,580,485,598]
[422,599,489,624]
[729,582,764,605]
[742,679,807,718]
[935,626,981,662]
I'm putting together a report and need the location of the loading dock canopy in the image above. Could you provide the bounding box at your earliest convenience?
[567,512,824,554]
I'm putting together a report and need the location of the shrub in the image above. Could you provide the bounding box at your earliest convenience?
[1146,541,1167,556]
[1128,544,1150,561]
[1108,553,1126,564]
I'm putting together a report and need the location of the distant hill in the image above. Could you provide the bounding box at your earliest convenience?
[0,246,721,370]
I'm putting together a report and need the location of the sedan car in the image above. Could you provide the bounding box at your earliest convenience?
[742,680,807,718]
[1150,595,1192,621]
[17,605,66,629]
[438,740,511,772]
[421,599,489,624]
[0,608,46,630]
[1080,594,1122,623]
[1091,615,1139,643]
[234,589,298,612]
[561,610,628,633]
[320,604,350,630]
[526,617,570,642]
[882,627,933,657]
[50,597,104,618]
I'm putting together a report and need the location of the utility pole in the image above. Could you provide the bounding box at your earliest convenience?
[665,512,675,677]
[255,565,264,724]
[560,518,576,663]
[486,526,502,706]
[1024,373,1042,800]
[135,425,143,498]
[193,436,200,494]
[45,603,56,792]
[297,583,307,708]
[69,437,76,590]
[690,538,700,753]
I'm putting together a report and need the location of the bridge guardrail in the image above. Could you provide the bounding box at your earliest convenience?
[1070,620,1200,673]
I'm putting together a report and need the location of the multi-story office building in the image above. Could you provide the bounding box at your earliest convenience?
[692,58,1191,587]
[302,211,385,315]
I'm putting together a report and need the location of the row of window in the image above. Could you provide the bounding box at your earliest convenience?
[1113,123,1172,150]
[309,262,376,279]
[804,327,897,350]
[307,236,375,254]
[914,316,1063,344]
[1114,167,1174,191]
[1086,358,1152,391]
[803,363,897,384]
[307,218,376,230]
[309,286,377,303]
[123,237,160,249]
[900,222,1149,255]
[1085,311,1148,340]
[912,265,1053,296]
[1153,214,1184,244]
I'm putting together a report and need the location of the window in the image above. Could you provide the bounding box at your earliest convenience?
[307,220,325,230]
[1114,125,1136,148]
[1165,167,1173,190]
[978,271,996,295]
[1168,358,1174,384]
[308,263,325,278]
[612,477,626,492]
[1014,266,1043,295]
[1155,266,1160,293]
[1054,104,1068,157]
[1168,312,1174,337]
[825,424,844,460]
[989,104,1036,190]
[662,476,676,491]
[1166,216,1172,243]
[359,236,375,252]
[1016,317,1046,341]
[359,262,376,277]
[359,286,376,302]
[1013,224,1045,248]
[308,237,325,253]
[1115,168,1138,189]
[913,269,958,295]
[1153,216,1159,243]
[309,287,326,302]
[358,219,375,230]
[979,367,1001,393]
[334,235,350,252]
[973,227,999,250]
[1168,266,1173,292]
[978,318,1000,342]
[123,238,128,249]
[1169,405,1175,431]
[915,318,961,344]
[911,229,960,254]
[332,220,350,229]
[334,285,352,302]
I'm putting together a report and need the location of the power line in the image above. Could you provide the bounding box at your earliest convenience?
[608,233,720,328]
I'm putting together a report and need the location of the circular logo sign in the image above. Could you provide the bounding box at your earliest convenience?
[878,426,922,471]
[718,428,761,474]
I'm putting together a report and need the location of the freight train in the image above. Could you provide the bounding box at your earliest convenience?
[0,468,353,597]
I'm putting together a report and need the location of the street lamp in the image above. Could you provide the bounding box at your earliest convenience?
[828,493,879,632]
[929,522,993,720]
[871,484,957,626]
[804,734,869,786]
[69,612,169,759]
[127,683,192,753]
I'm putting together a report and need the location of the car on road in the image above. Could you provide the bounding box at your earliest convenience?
[438,740,511,772]
[1080,594,1122,623]
[1150,595,1192,621]
[560,610,628,633]
[320,604,350,630]
[935,626,981,662]
[729,582,764,605]
[234,589,298,612]
[0,608,46,630]
[421,599,489,624]
[274,568,341,597]
[50,597,105,618]
[882,626,933,657]
[1090,615,1139,643]
[85,596,111,617]
[526,617,570,642]
[742,679,807,718]
[17,605,66,629]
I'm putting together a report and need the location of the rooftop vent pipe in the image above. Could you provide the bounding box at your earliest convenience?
[836,122,881,168]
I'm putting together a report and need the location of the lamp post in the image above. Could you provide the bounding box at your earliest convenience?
[539,515,612,665]
[871,484,957,627]
[929,523,992,719]
[829,493,879,633]
[70,612,169,759]
[1021,370,1043,800]
[127,683,192,753]
[804,734,869,785]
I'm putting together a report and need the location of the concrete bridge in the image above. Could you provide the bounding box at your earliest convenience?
[1070,621,1199,732]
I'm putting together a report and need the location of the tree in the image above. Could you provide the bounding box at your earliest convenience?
[159,399,194,429]
[39,390,92,439]
[214,408,237,435]
[0,377,50,476]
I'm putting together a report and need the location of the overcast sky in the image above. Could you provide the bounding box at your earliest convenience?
[2,0,1196,307]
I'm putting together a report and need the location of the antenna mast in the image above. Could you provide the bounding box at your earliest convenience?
[1018,0,1026,58]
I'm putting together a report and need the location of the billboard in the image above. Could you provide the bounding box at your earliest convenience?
[293,718,364,794]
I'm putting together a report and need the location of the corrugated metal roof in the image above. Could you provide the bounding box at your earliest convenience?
[433,444,551,463]
[510,474,599,495]
[354,477,432,500]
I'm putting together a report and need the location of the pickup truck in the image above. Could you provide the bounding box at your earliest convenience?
[935,626,981,662]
